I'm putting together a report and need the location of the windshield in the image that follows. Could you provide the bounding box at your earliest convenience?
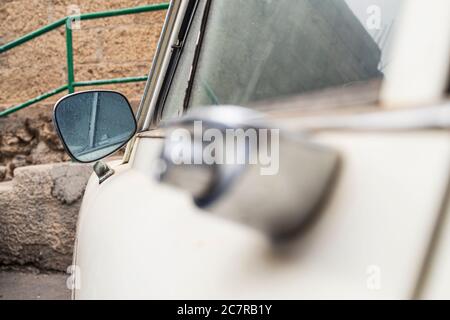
[161,0,404,120]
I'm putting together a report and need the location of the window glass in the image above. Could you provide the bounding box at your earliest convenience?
[161,0,404,119]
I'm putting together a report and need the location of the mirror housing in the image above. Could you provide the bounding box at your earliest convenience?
[53,90,137,163]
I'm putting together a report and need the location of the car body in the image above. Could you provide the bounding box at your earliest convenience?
[61,0,450,299]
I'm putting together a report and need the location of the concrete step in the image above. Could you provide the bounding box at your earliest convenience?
[0,271,70,300]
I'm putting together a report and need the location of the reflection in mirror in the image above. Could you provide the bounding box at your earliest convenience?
[54,91,136,163]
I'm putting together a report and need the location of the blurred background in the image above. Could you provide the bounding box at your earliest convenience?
[0,0,167,299]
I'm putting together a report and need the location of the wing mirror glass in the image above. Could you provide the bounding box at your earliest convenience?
[53,90,137,163]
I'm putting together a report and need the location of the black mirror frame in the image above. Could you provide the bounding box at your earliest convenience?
[52,90,138,164]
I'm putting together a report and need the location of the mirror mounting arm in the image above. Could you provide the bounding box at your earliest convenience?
[93,161,115,184]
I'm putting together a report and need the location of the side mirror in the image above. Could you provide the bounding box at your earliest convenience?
[53,90,137,163]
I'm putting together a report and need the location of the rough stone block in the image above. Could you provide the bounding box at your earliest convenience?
[0,163,93,271]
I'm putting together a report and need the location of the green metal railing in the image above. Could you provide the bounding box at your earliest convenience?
[0,3,169,117]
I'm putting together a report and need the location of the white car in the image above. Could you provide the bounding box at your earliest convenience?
[53,0,450,299]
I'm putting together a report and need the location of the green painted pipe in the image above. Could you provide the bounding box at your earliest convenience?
[78,3,170,21]
[0,18,66,53]
[0,76,149,118]
[0,85,68,117]
[73,76,148,87]
[65,19,75,94]
[0,3,170,53]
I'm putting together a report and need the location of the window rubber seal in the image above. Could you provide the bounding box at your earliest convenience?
[154,0,201,123]
[182,0,212,113]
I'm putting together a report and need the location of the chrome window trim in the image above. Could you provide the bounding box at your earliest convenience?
[134,0,181,131]
[142,0,193,130]
[123,0,184,162]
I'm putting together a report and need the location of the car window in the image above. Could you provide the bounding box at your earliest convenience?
[161,0,404,120]
[160,0,207,120]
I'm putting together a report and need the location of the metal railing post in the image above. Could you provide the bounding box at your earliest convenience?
[65,17,75,94]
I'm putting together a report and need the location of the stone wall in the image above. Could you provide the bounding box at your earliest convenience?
[0,0,166,181]
[0,0,166,107]
[0,104,69,182]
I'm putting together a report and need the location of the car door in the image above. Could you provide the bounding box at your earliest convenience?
[74,0,450,299]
